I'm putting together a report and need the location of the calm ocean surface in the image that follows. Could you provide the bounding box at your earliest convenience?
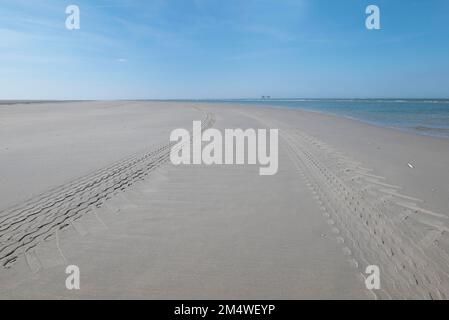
[192,99,449,139]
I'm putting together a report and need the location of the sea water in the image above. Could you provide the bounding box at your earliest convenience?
[195,99,449,139]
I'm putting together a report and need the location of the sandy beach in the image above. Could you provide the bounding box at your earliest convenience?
[1,101,449,299]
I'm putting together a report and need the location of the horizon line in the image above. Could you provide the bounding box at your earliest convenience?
[2,97,449,103]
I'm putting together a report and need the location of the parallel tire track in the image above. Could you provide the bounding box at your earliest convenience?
[0,112,215,268]
[245,112,449,300]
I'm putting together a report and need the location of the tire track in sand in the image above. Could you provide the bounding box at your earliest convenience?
[0,112,215,269]
[244,111,449,300]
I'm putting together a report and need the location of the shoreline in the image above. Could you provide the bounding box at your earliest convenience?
[2,99,449,140]
[192,100,449,141]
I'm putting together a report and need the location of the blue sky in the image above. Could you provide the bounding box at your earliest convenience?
[1,0,449,99]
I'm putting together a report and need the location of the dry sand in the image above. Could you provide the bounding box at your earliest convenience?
[0,101,449,299]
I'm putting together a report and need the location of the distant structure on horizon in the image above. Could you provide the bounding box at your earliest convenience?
[261,96,271,100]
